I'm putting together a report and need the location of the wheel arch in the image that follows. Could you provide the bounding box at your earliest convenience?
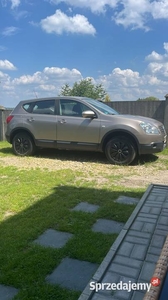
[10,128,36,145]
[101,130,139,153]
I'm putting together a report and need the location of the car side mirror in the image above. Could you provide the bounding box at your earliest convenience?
[82,110,96,118]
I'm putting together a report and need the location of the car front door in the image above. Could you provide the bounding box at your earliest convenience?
[56,99,100,150]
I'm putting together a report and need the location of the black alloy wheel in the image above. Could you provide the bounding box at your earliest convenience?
[105,136,136,165]
[12,132,35,156]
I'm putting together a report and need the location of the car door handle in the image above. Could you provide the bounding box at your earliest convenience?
[27,118,34,122]
[58,119,66,124]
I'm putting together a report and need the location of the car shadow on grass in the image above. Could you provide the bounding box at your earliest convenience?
[35,148,108,164]
[0,184,144,300]
[0,145,159,165]
[0,146,14,155]
[133,153,159,165]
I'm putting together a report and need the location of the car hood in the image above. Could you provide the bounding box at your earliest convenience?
[112,114,163,126]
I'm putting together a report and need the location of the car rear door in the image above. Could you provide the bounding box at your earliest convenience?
[22,99,57,147]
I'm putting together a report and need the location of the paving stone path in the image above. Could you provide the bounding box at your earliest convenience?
[34,228,74,249]
[0,284,18,300]
[0,198,140,299]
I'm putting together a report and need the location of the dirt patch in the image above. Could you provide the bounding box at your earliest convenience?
[119,170,168,188]
[0,152,168,189]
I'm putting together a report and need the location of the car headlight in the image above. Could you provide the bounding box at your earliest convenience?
[140,122,160,134]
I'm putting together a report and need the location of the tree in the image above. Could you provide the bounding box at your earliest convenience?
[137,96,159,101]
[104,94,111,102]
[60,78,107,100]
[60,83,71,96]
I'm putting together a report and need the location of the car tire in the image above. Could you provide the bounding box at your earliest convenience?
[105,136,136,165]
[12,132,35,156]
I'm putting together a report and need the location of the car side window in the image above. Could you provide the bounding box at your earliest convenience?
[23,100,55,114]
[59,100,90,117]
[23,103,33,112]
[31,100,55,115]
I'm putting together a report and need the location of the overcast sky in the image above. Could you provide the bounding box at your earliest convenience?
[1,0,168,107]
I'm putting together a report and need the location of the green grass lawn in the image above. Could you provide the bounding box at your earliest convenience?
[0,141,164,299]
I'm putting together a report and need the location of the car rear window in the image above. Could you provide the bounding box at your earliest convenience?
[23,103,32,112]
[23,100,55,115]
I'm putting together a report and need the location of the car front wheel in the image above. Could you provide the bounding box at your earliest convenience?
[105,136,136,165]
[12,132,35,156]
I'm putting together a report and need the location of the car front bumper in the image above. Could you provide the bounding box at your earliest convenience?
[139,139,167,155]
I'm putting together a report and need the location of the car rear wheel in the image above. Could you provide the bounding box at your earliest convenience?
[105,136,136,165]
[12,132,35,156]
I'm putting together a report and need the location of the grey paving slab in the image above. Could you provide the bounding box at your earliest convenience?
[149,196,164,202]
[158,215,168,225]
[33,228,74,248]
[148,246,162,256]
[128,230,151,239]
[117,242,134,257]
[125,235,149,245]
[92,275,137,300]
[136,216,156,223]
[154,229,168,236]
[149,207,162,214]
[113,288,132,300]
[142,222,155,233]
[71,202,100,213]
[0,284,19,300]
[113,255,142,268]
[93,272,121,297]
[157,224,168,231]
[139,262,156,281]
[92,294,118,300]
[139,206,151,213]
[138,212,158,219]
[146,253,160,263]
[109,263,139,279]
[102,271,120,284]
[161,210,168,216]
[46,257,98,291]
[115,196,139,205]
[131,291,145,300]
[92,219,124,234]
[131,221,144,231]
[150,234,166,249]
[130,244,148,260]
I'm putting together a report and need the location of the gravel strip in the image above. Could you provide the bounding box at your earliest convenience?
[0,152,168,188]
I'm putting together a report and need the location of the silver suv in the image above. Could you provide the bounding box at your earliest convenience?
[6,97,167,165]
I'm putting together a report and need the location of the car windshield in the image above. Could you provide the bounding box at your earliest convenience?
[83,98,119,115]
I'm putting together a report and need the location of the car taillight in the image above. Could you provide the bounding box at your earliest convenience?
[6,115,14,124]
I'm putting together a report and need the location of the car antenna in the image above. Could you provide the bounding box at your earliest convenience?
[34,90,38,98]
